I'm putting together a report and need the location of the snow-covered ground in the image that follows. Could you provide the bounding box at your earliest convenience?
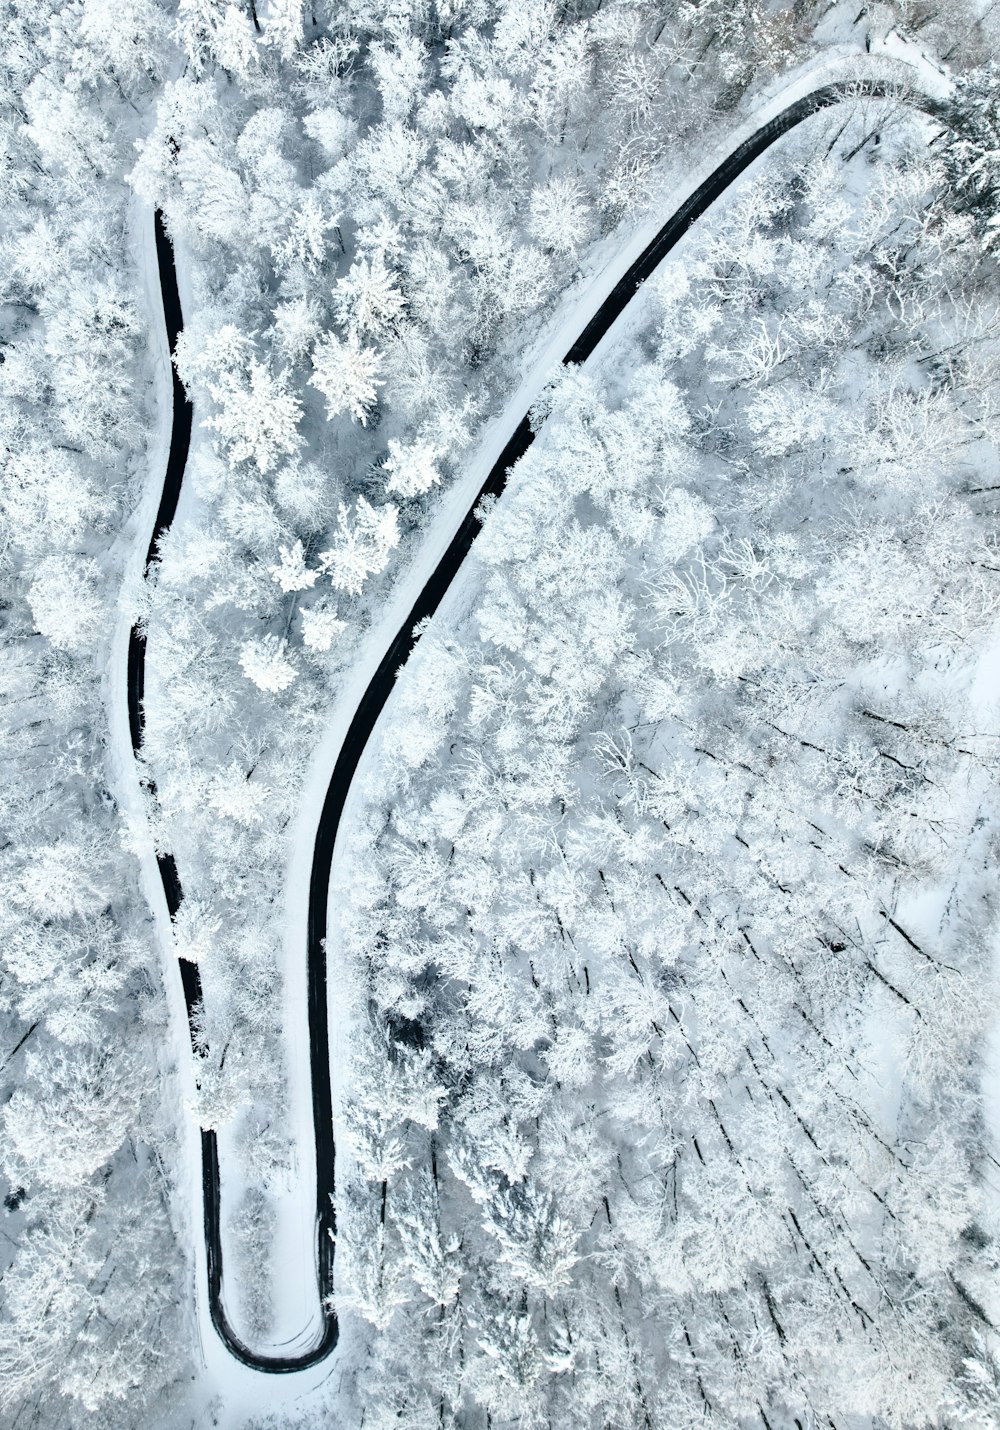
[115,21,994,1422]
[6,0,997,1422]
[105,195,203,1367]
[970,620,1000,1331]
[325,36,999,1415]
[292,16,960,1398]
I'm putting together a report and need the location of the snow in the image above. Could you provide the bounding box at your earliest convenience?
[107,204,335,1422]
[120,25,979,1417]
[298,40,951,989]
[104,197,205,1384]
[586,43,951,372]
[169,233,334,1370]
[286,17,957,1386]
[970,617,1000,1328]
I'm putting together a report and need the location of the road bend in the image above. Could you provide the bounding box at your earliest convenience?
[133,78,926,1372]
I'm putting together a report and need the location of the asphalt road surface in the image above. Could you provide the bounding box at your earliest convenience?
[131,78,915,1373]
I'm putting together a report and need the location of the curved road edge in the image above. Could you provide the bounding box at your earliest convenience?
[133,76,942,1374]
[129,214,339,1371]
[308,75,936,1160]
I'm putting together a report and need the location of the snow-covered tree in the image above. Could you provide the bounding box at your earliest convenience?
[529,173,593,257]
[239,634,297,692]
[381,437,442,499]
[300,602,347,652]
[334,251,406,338]
[177,0,259,79]
[27,556,104,654]
[310,330,384,425]
[271,194,334,276]
[944,62,1000,253]
[203,355,304,474]
[319,497,400,596]
[171,898,222,964]
[268,539,318,593]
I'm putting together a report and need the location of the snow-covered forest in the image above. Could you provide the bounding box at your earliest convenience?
[2,2,1000,1428]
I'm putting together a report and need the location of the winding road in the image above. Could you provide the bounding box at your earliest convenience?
[133,77,924,1373]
